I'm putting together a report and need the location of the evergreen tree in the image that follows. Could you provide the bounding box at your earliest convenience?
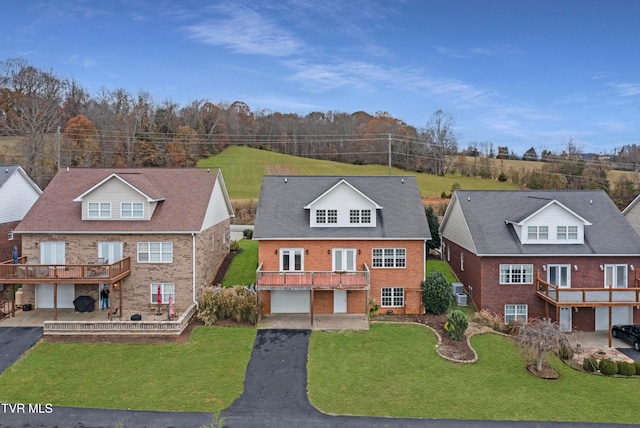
[425,205,441,251]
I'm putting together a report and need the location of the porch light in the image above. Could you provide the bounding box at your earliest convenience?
[574,265,578,271]
[327,250,330,255]
[542,265,546,271]
[275,249,278,254]
[305,249,309,255]
[599,265,604,270]
[631,265,635,271]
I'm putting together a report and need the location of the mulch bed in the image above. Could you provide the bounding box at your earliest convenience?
[375,313,476,361]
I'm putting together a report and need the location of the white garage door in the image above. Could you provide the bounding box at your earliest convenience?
[595,306,632,331]
[271,291,310,314]
[36,284,75,309]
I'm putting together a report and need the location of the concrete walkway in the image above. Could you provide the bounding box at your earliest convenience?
[257,313,369,330]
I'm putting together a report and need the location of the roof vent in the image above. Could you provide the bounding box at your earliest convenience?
[590,200,592,205]
[284,177,288,183]
[66,166,69,172]
[468,197,471,201]
[4,169,7,173]
[401,178,404,183]
[207,168,210,173]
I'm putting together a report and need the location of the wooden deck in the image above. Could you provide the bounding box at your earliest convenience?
[256,264,370,290]
[0,257,131,285]
[536,280,640,307]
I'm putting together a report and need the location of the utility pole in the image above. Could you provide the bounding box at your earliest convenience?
[388,134,391,175]
[57,126,61,171]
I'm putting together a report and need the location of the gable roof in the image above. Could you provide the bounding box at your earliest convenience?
[0,165,42,195]
[441,190,640,256]
[505,199,592,226]
[73,172,165,202]
[254,176,430,240]
[303,179,383,209]
[16,168,230,234]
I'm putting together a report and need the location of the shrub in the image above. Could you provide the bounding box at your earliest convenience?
[498,172,508,182]
[421,272,452,315]
[229,240,241,252]
[634,360,640,374]
[558,342,574,361]
[472,309,505,332]
[598,358,618,376]
[618,361,636,376]
[243,228,253,239]
[197,285,257,325]
[444,310,468,341]
[583,357,599,372]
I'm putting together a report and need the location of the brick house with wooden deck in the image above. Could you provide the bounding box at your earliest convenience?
[440,190,640,337]
[253,176,430,323]
[1,167,234,324]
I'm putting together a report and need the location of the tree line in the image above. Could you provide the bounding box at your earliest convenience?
[1,57,639,209]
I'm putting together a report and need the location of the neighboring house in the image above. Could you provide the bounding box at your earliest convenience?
[440,190,640,332]
[0,165,42,262]
[253,176,430,320]
[1,167,233,319]
[622,194,640,237]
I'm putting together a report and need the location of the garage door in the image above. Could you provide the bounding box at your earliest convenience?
[36,284,75,309]
[595,306,632,331]
[271,291,310,314]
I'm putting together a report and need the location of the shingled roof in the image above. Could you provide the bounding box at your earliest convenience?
[443,190,640,255]
[16,168,225,234]
[253,176,430,240]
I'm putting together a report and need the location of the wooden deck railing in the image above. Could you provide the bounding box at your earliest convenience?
[536,278,640,305]
[256,263,370,289]
[0,257,131,284]
[43,304,196,336]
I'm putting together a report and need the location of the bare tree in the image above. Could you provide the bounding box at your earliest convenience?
[423,110,458,176]
[516,318,568,372]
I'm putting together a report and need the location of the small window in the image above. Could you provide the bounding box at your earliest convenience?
[528,226,549,240]
[461,252,464,271]
[138,242,173,263]
[327,210,337,223]
[500,264,534,284]
[121,202,144,219]
[350,209,360,224]
[381,287,404,307]
[361,209,371,223]
[88,202,111,218]
[504,304,527,323]
[151,283,175,304]
[8,228,13,241]
[316,209,326,224]
[568,225,578,240]
[372,248,405,268]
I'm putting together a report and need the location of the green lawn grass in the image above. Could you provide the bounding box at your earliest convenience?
[0,327,255,412]
[222,239,258,287]
[308,323,636,423]
[198,146,518,199]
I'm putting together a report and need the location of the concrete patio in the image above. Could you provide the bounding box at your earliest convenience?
[0,308,110,327]
[257,313,369,330]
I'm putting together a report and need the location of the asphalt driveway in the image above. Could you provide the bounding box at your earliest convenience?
[0,326,43,374]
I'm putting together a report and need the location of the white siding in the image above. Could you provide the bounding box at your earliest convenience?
[81,178,153,220]
[0,169,41,223]
[521,204,586,244]
[441,197,477,253]
[310,183,377,227]
[624,203,640,237]
[201,179,233,231]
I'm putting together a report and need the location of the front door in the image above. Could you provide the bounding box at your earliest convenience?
[559,307,572,332]
[334,289,347,313]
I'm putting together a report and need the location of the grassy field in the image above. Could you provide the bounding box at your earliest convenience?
[0,327,255,412]
[198,146,518,199]
[222,239,258,287]
[308,323,636,423]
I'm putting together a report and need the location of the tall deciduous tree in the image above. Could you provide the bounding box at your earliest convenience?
[423,110,458,176]
[62,114,99,167]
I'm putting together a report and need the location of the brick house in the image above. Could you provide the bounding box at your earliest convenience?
[253,176,430,321]
[440,190,640,333]
[0,165,41,263]
[2,167,233,319]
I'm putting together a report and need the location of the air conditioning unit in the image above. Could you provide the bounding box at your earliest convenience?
[456,293,468,306]
[451,282,464,296]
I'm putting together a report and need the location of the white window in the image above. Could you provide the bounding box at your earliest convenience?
[121,202,144,218]
[280,249,303,271]
[350,209,360,224]
[548,265,570,288]
[327,209,337,223]
[333,249,356,271]
[460,252,464,271]
[447,245,450,261]
[372,248,405,268]
[151,283,175,304]
[381,287,404,307]
[527,226,548,240]
[504,304,527,323]
[361,209,371,223]
[499,264,533,284]
[316,209,326,223]
[88,202,111,218]
[349,209,372,224]
[557,225,578,240]
[604,264,628,288]
[8,228,13,241]
[138,242,173,262]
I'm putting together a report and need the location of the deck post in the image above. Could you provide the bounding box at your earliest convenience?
[608,305,612,348]
[11,283,15,317]
[53,283,58,321]
[119,281,123,319]
[109,283,114,321]
[310,289,314,327]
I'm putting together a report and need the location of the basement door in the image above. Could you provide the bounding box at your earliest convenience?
[36,242,74,309]
[595,306,632,331]
[559,307,572,332]
[334,290,347,313]
[271,291,310,314]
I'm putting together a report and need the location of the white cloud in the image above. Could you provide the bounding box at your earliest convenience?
[183,5,303,57]
[609,82,640,97]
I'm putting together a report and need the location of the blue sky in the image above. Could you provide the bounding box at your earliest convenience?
[1,0,639,156]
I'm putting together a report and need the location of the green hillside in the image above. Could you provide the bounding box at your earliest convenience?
[198,145,518,200]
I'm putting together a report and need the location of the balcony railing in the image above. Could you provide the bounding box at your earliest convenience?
[536,279,640,306]
[0,257,131,284]
[256,263,370,290]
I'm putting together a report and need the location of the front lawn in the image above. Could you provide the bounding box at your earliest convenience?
[0,327,255,412]
[222,239,258,287]
[308,323,637,423]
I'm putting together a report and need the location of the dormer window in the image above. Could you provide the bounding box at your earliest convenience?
[327,209,337,223]
[121,202,144,219]
[88,202,111,218]
[350,209,372,224]
[527,226,548,240]
[316,209,326,223]
[557,226,578,240]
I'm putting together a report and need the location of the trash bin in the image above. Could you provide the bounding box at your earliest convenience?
[22,303,32,311]
[131,314,142,321]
